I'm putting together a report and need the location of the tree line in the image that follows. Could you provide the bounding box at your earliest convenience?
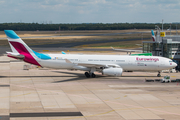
[0,23,178,31]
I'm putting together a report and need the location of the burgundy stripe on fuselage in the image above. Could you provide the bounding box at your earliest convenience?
[9,41,41,66]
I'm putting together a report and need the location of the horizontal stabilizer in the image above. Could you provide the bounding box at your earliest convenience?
[6,52,24,59]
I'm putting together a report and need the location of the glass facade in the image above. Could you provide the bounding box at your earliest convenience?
[143,42,180,59]
[143,33,180,70]
[143,43,153,53]
[163,43,172,58]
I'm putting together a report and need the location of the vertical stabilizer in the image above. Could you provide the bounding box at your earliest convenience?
[4,30,41,66]
[151,30,156,42]
[4,30,33,54]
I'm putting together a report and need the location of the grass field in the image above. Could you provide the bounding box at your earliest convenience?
[79,40,144,49]
[0,29,179,49]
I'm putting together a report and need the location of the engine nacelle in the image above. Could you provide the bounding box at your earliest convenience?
[102,68,123,77]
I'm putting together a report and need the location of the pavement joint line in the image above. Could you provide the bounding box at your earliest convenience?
[50,104,179,119]
[2,80,180,117]
[0,92,32,99]
[51,109,116,120]
[78,78,141,119]
[12,79,32,82]
[0,108,9,110]
[18,105,56,109]
[51,116,84,120]
[51,102,174,120]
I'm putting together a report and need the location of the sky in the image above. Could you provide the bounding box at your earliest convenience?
[0,0,180,23]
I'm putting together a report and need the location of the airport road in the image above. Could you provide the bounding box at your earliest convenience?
[0,56,180,120]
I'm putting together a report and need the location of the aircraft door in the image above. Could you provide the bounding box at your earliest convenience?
[156,59,165,71]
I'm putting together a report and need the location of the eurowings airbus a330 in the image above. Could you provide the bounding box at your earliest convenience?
[4,30,177,78]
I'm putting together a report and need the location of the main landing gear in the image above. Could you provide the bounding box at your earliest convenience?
[84,72,96,78]
[157,71,161,77]
[85,68,96,78]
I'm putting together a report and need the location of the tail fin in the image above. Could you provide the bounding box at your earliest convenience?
[4,30,41,66]
[151,30,156,42]
[4,30,34,54]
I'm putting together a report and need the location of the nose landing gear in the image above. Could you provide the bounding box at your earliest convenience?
[157,71,161,77]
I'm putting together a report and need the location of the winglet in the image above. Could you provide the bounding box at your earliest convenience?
[62,51,66,54]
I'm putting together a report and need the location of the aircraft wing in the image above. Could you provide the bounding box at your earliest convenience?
[65,59,121,68]
[78,63,120,68]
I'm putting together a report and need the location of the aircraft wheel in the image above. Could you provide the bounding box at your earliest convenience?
[85,72,90,78]
[157,74,161,77]
[91,73,96,78]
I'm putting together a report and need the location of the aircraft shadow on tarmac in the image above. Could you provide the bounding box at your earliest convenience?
[52,76,119,83]
[52,71,83,76]
[0,76,78,78]
[53,71,160,78]
[0,71,158,83]
[52,71,110,83]
[0,71,109,83]
[0,71,107,79]
[122,75,159,77]
[0,75,107,83]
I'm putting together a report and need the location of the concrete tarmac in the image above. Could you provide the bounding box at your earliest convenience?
[0,56,180,120]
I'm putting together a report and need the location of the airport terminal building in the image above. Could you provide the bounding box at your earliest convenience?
[143,31,180,70]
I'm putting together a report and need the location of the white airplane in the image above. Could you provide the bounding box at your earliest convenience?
[4,30,177,78]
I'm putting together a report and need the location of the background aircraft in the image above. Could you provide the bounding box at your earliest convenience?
[151,30,156,42]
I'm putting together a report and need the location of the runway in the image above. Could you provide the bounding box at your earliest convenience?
[0,56,180,120]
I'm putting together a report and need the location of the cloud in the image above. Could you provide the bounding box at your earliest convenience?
[0,0,5,4]
[0,0,180,23]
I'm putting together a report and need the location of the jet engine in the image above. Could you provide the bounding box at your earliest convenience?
[102,68,123,77]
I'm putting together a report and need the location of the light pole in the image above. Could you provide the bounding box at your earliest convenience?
[176,24,178,35]
[162,19,163,32]
[170,23,171,35]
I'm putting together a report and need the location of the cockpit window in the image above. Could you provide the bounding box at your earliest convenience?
[169,60,173,62]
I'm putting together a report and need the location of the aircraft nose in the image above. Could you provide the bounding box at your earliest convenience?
[172,62,177,67]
